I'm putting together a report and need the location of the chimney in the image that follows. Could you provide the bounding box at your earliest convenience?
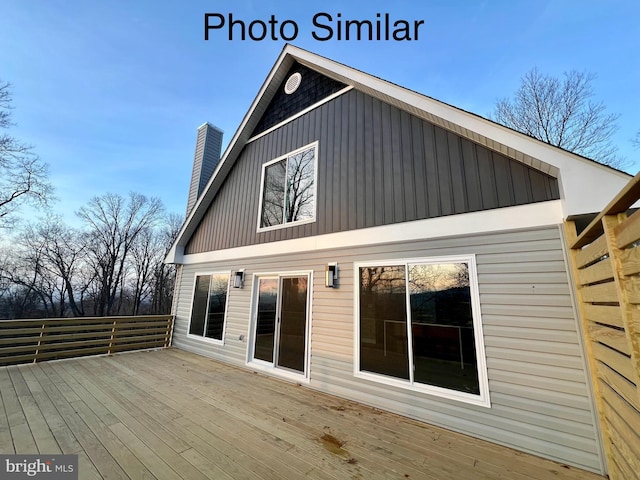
[186,122,223,216]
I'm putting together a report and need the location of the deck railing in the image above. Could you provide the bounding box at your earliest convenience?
[565,173,640,480]
[0,315,173,367]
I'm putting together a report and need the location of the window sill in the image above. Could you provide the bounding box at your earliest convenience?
[186,333,225,347]
[354,370,491,408]
[257,217,316,234]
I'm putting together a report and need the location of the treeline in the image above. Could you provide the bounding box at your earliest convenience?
[0,192,182,319]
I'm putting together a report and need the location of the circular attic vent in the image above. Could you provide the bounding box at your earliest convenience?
[284,72,302,94]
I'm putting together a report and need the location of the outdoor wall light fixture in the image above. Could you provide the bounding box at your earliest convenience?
[233,269,245,288]
[325,262,338,288]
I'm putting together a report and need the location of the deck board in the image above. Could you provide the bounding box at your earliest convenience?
[58,361,209,480]
[0,348,605,480]
[18,365,83,455]
[29,363,130,480]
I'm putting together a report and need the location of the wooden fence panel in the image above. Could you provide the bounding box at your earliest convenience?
[0,315,173,367]
[566,172,640,480]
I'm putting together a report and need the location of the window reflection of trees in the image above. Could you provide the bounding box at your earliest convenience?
[358,261,480,395]
[285,149,315,223]
[359,266,406,344]
[261,161,286,227]
[189,273,229,341]
[260,147,315,228]
[409,263,471,328]
[205,274,229,340]
[359,266,409,379]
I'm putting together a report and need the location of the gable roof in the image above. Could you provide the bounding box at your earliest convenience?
[166,44,631,264]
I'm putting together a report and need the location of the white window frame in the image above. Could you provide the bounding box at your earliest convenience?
[353,254,491,408]
[256,142,319,233]
[245,270,313,384]
[186,271,231,346]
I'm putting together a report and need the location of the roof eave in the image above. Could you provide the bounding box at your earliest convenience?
[166,44,633,264]
[166,44,297,261]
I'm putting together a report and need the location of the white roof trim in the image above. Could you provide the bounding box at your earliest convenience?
[165,44,631,264]
[173,200,563,266]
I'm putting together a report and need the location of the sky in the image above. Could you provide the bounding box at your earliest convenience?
[1,1,639,228]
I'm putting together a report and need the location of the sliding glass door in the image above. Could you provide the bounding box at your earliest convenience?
[252,274,310,376]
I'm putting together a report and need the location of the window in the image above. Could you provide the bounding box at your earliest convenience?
[356,255,490,407]
[188,273,230,342]
[258,143,317,231]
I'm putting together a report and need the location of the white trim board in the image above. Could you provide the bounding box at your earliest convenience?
[247,87,353,144]
[174,200,563,265]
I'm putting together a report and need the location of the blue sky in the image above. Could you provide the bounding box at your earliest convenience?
[1,1,639,225]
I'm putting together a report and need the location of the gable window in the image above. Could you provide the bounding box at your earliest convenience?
[188,273,230,342]
[355,255,490,407]
[258,142,317,231]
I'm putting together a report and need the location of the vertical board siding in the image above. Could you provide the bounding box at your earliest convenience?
[185,90,559,254]
[174,225,602,473]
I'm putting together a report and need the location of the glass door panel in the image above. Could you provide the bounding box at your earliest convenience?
[254,278,278,363]
[276,277,308,373]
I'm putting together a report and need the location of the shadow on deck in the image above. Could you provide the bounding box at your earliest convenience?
[0,348,604,479]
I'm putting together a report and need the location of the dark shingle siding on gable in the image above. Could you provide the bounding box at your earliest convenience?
[251,62,347,137]
[185,89,559,254]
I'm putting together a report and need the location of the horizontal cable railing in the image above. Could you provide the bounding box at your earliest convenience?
[0,315,173,367]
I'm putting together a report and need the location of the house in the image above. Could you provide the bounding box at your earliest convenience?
[165,44,632,476]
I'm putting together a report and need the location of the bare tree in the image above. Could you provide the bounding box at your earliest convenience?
[492,68,622,168]
[0,249,10,300]
[129,227,164,315]
[0,80,52,227]
[0,201,179,319]
[77,192,164,316]
[150,212,183,314]
[24,218,88,316]
[0,238,53,318]
[0,248,19,318]
[18,224,64,316]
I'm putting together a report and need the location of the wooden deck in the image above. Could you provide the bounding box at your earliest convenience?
[0,348,604,480]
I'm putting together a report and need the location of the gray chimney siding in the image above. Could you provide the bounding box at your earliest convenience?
[186,123,223,216]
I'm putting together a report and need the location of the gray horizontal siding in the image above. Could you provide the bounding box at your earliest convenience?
[173,225,602,473]
[185,89,559,254]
